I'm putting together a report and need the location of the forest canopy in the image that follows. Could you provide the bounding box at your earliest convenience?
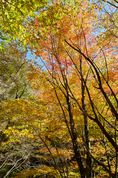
[0,0,118,178]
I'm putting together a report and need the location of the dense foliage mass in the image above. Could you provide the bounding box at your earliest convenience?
[0,0,118,177]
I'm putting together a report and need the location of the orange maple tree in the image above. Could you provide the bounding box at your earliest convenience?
[23,0,118,177]
[0,0,118,178]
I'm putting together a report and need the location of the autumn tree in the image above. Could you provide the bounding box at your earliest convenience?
[0,45,40,177]
[25,0,118,177]
[0,44,31,101]
[0,0,118,177]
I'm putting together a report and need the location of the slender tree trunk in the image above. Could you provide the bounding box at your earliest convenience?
[66,86,86,178]
[83,100,92,178]
[80,57,92,178]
